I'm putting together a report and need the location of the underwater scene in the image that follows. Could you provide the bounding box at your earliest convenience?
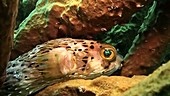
[0,0,170,96]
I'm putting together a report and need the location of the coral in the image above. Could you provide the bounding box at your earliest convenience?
[0,0,19,86]
[122,60,170,96]
[11,0,151,60]
[35,76,146,96]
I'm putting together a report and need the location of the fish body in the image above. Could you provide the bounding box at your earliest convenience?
[0,38,122,96]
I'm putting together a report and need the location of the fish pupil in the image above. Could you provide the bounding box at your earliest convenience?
[104,49,111,57]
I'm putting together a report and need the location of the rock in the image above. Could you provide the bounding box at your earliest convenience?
[35,76,146,96]
[121,0,170,76]
[122,60,170,96]
[96,1,158,57]
[11,0,151,60]
[0,0,19,86]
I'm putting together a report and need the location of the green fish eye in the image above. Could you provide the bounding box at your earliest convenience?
[100,45,116,61]
[104,49,112,57]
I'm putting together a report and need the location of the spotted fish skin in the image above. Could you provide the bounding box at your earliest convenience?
[0,38,122,96]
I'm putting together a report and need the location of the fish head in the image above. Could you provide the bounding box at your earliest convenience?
[87,44,122,77]
[63,40,123,79]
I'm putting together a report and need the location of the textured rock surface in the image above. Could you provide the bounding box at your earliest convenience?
[11,0,151,60]
[35,76,146,96]
[121,1,170,76]
[122,60,170,96]
[0,0,19,86]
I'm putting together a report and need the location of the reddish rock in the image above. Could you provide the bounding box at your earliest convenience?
[11,0,151,60]
[121,2,170,76]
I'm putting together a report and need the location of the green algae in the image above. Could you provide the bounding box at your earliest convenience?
[96,1,159,57]
[125,0,159,59]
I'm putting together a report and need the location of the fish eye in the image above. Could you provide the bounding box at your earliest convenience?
[104,49,112,57]
[100,47,116,61]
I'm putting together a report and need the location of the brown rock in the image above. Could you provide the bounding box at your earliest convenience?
[35,76,146,96]
[12,0,151,60]
[0,0,19,86]
[121,1,170,76]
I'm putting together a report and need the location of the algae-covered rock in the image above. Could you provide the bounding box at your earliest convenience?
[16,0,38,28]
[120,0,170,76]
[11,0,151,60]
[122,60,170,96]
[96,1,158,56]
[96,0,170,76]
[35,76,146,96]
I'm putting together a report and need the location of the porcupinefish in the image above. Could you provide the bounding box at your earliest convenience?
[0,38,122,96]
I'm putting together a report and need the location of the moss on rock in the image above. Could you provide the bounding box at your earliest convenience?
[123,60,170,96]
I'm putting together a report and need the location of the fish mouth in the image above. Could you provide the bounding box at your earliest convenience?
[78,66,121,79]
[103,63,122,76]
[103,55,123,75]
[67,55,123,79]
[69,63,122,80]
